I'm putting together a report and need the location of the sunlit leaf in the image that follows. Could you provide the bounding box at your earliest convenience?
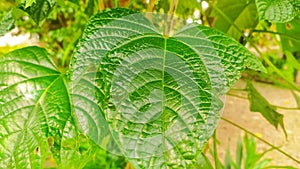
[0,47,91,168]
[70,8,265,168]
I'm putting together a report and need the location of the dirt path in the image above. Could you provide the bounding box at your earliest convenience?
[212,80,300,168]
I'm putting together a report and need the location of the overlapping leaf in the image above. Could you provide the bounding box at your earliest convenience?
[256,0,300,23]
[212,0,258,40]
[70,8,265,168]
[19,0,56,24]
[0,11,15,36]
[0,47,92,169]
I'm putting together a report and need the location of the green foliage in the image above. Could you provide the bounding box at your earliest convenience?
[256,0,300,23]
[1,0,300,168]
[0,47,94,168]
[212,135,298,169]
[0,7,265,169]
[19,0,56,24]
[211,0,258,40]
[246,82,287,137]
[0,10,14,36]
[277,17,300,52]
[70,8,264,168]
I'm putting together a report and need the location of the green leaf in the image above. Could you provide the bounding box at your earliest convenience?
[256,0,300,23]
[247,82,287,137]
[70,8,265,168]
[25,0,36,8]
[84,0,99,17]
[0,10,15,36]
[19,0,56,24]
[195,153,214,169]
[285,51,300,69]
[0,47,91,168]
[212,0,258,40]
[277,17,300,52]
[236,137,243,168]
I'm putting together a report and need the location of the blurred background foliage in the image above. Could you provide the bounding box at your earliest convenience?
[1,0,300,168]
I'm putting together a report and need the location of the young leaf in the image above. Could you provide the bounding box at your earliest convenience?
[0,47,91,168]
[19,0,56,24]
[70,8,265,168]
[256,0,300,23]
[247,82,287,137]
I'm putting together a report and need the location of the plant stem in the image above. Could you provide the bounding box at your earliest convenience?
[165,0,179,36]
[221,117,300,164]
[226,93,248,99]
[273,105,300,110]
[213,131,219,169]
[251,29,300,43]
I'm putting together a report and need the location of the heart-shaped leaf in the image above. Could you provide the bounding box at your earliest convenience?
[70,8,265,168]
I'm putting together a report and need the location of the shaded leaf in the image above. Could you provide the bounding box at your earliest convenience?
[70,8,265,169]
[19,0,56,24]
[25,0,36,8]
[0,10,15,36]
[256,0,300,23]
[212,0,258,40]
[277,17,300,52]
[286,51,300,69]
[247,81,287,137]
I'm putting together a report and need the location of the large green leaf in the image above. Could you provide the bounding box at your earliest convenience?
[256,0,300,23]
[70,8,265,168]
[0,47,92,168]
[212,0,258,40]
[19,0,56,24]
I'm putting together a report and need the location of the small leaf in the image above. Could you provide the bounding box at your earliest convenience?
[0,10,15,36]
[19,0,56,24]
[256,0,300,23]
[247,81,287,137]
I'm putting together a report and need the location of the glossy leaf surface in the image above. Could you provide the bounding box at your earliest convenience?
[70,8,265,168]
[0,47,91,169]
